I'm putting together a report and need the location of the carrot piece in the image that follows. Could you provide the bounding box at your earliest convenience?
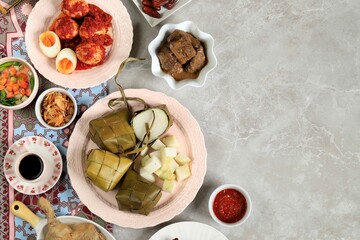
[6,80,13,86]
[6,85,12,92]
[20,88,26,95]
[25,88,32,96]
[17,73,28,82]
[0,85,4,91]
[18,80,27,89]
[1,70,9,78]
[13,90,20,95]
[12,84,19,92]
[7,92,14,98]
[8,66,16,76]
[21,67,30,74]
[0,78,6,86]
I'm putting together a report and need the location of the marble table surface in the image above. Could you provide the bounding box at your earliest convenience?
[107,0,360,239]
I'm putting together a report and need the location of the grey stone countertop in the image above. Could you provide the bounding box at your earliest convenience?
[107,0,360,239]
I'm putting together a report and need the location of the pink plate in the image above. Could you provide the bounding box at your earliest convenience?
[4,136,62,195]
[67,89,207,228]
[25,0,133,89]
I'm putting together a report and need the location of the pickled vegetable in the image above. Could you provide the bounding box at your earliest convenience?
[0,61,34,106]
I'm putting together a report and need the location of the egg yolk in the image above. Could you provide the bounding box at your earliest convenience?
[58,58,73,73]
[40,32,56,47]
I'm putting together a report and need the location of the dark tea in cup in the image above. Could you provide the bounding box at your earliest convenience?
[18,154,44,181]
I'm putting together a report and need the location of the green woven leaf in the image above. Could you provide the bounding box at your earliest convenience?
[116,169,162,215]
[89,108,136,154]
[86,149,133,191]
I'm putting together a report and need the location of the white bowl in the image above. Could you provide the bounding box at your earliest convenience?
[148,21,217,89]
[35,87,77,130]
[208,184,252,227]
[0,57,39,110]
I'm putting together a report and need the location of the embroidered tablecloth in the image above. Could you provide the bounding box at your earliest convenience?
[0,1,112,239]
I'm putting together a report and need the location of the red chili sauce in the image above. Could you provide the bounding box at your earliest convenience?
[75,61,94,70]
[75,57,104,70]
[213,188,247,223]
[87,34,113,46]
[88,4,112,28]
[63,0,89,17]
[60,36,81,51]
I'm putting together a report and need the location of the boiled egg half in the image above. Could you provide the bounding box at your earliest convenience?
[56,48,77,74]
[39,31,61,58]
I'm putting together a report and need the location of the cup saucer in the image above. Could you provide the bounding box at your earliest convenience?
[4,136,63,195]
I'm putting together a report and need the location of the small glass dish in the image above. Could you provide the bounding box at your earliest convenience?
[208,184,252,227]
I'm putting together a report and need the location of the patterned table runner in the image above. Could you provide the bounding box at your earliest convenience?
[0,108,9,238]
[1,1,112,239]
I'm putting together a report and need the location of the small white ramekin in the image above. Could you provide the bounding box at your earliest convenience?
[208,184,252,227]
[35,87,77,130]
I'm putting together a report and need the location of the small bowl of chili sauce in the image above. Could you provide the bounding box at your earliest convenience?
[208,184,252,227]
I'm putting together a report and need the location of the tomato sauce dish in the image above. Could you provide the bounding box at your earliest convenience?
[208,184,252,227]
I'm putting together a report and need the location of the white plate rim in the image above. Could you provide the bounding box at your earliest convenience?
[149,221,229,240]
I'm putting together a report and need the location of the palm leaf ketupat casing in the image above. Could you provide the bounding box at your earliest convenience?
[86,149,133,191]
[116,169,162,215]
[89,109,136,154]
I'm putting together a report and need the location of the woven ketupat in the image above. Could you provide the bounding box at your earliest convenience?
[86,149,133,191]
[89,109,136,154]
[116,169,162,215]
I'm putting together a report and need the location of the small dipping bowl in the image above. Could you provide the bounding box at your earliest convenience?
[208,184,252,227]
[35,87,77,130]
